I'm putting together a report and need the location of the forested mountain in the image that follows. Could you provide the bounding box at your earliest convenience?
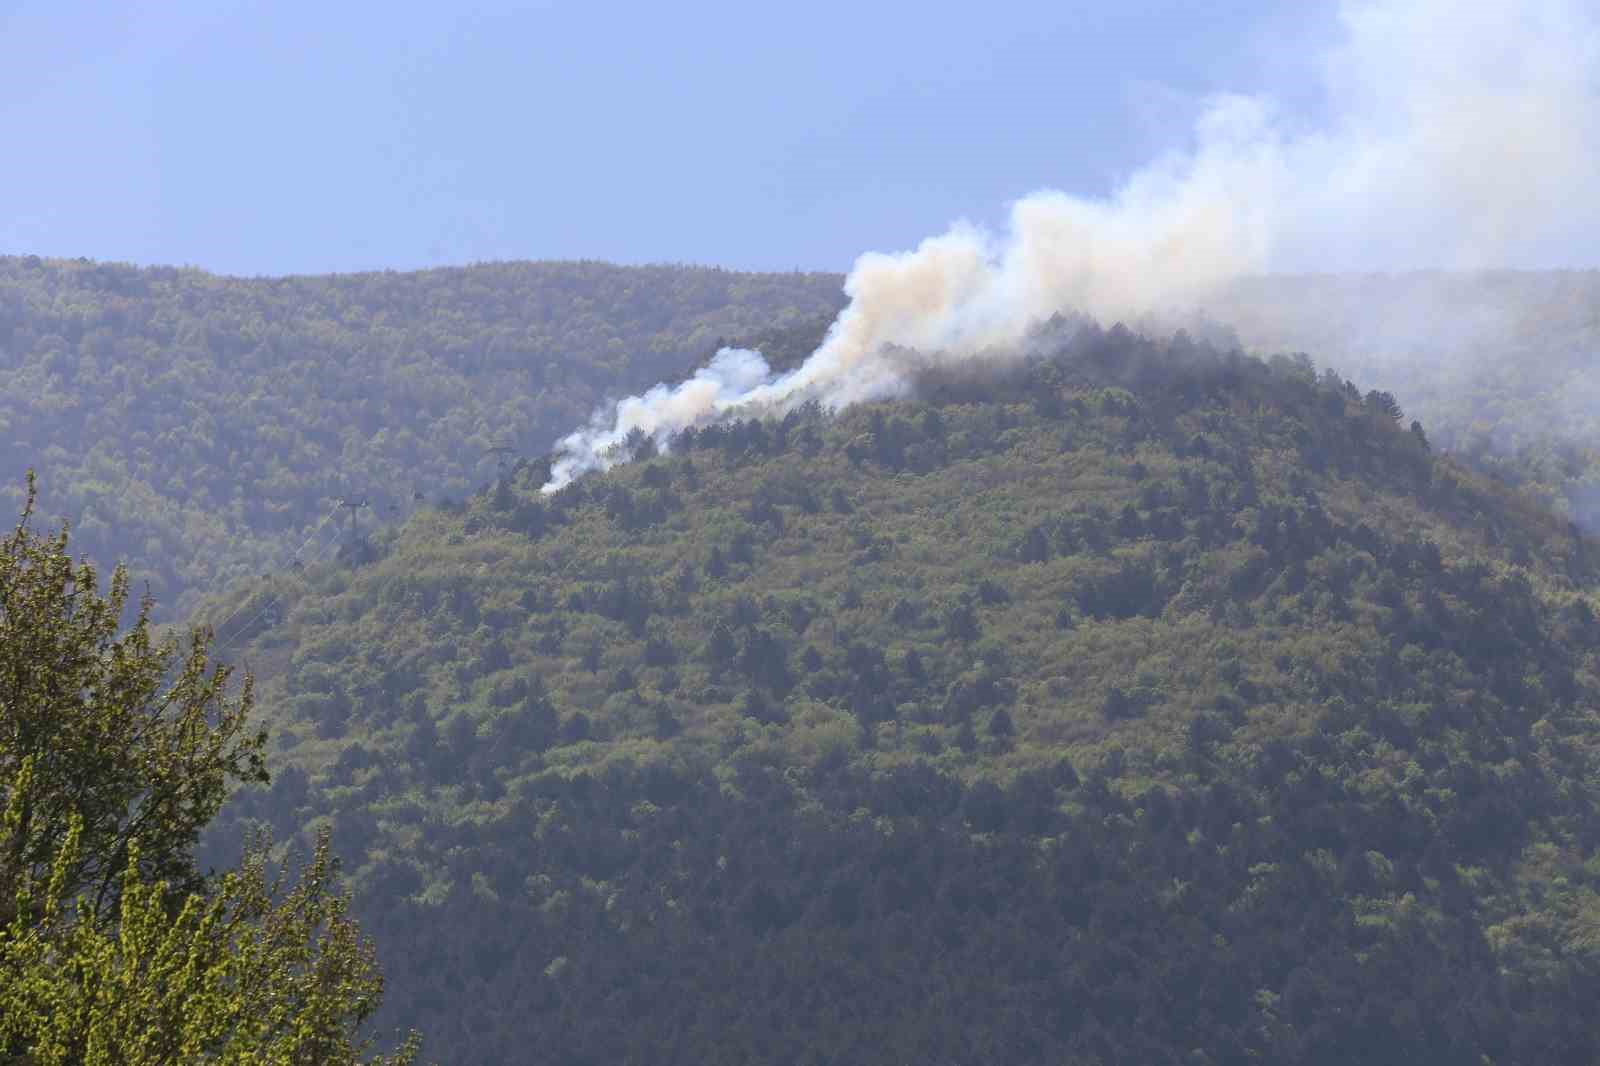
[15,254,1600,1060]
[1212,271,1600,528]
[204,318,1600,1064]
[0,256,843,617]
[7,255,1600,628]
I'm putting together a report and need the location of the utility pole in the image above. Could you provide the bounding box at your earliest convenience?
[338,496,369,548]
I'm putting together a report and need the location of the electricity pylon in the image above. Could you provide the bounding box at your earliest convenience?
[485,438,517,476]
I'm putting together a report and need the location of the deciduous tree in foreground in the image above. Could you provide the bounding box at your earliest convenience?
[0,475,418,1064]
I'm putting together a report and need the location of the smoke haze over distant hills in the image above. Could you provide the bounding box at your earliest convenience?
[545,0,1600,489]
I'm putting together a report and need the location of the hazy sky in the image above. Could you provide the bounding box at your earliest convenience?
[1,1,1333,276]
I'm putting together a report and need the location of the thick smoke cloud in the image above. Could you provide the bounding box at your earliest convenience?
[543,0,1600,492]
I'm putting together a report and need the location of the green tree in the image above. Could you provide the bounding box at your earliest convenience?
[0,474,267,919]
[0,476,418,1063]
[0,789,418,1065]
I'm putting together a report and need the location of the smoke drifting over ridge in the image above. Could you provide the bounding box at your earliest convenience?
[543,0,1600,492]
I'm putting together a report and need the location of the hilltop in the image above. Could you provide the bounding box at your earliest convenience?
[0,256,843,616]
[1211,271,1600,526]
[9,254,1600,627]
[207,319,1600,1064]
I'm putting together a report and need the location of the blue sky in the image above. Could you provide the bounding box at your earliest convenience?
[1,0,1332,276]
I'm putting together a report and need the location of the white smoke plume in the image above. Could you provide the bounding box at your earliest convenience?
[543,0,1600,492]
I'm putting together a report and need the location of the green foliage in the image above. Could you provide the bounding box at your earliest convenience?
[31,257,1600,1060]
[0,799,417,1065]
[0,483,417,1064]
[0,473,267,916]
[207,321,1600,1063]
[1215,271,1600,532]
[0,257,844,618]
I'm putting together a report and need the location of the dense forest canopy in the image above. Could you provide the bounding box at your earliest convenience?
[200,320,1600,1064]
[9,256,1600,627]
[0,256,844,617]
[14,255,1600,1061]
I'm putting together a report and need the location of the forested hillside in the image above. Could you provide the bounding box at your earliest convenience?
[15,254,1600,1060]
[8,256,1600,627]
[206,319,1600,1064]
[1214,271,1600,528]
[0,256,843,617]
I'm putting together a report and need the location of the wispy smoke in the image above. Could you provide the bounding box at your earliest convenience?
[546,348,773,490]
[544,0,1600,492]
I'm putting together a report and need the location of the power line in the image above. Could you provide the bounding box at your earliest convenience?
[213,518,343,659]
[204,502,343,645]
[212,508,347,660]
[209,478,454,666]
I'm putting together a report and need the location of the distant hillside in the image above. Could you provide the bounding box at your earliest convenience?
[208,320,1600,1064]
[0,256,844,616]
